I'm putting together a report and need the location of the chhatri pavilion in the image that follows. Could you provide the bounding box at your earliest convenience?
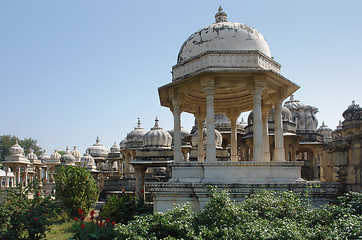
[148,7,339,212]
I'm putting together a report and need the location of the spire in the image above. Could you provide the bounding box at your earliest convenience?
[66,146,69,153]
[322,121,326,127]
[137,118,141,129]
[215,6,227,23]
[153,117,160,129]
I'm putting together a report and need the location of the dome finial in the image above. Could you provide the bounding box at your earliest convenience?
[290,95,294,101]
[154,117,160,128]
[96,136,100,144]
[137,118,141,128]
[215,6,227,23]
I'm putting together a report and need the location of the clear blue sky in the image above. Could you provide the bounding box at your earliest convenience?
[1,0,361,154]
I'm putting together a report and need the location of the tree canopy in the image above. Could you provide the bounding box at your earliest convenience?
[0,134,42,160]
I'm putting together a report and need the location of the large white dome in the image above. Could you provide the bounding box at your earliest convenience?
[177,7,271,64]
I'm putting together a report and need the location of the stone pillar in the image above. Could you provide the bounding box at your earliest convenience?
[313,151,319,180]
[291,143,296,161]
[171,98,183,162]
[17,167,21,186]
[201,77,216,162]
[252,84,264,161]
[262,107,270,162]
[195,114,205,162]
[285,143,290,161]
[274,100,286,161]
[5,166,9,188]
[140,168,146,200]
[134,167,140,193]
[227,113,239,162]
[124,153,130,178]
[24,168,28,187]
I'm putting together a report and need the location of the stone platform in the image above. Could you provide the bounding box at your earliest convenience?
[148,161,339,212]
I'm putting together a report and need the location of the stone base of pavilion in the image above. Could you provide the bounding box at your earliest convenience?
[148,161,339,213]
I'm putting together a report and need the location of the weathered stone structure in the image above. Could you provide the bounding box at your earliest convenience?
[320,101,362,192]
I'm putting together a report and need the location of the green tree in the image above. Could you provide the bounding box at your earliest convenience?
[55,165,99,217]
[0,135,19,161]
[0,135,42,160]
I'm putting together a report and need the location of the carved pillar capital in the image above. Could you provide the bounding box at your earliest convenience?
[201,76,215,96]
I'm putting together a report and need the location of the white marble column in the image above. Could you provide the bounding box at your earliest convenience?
[262,109,270,162]
[252,86,264,162]
[274,100,286,161]
[195,115,205,162]
[201,77,216,162]
[17,167,21,186]
[171,98,183,162]
[227,114,239,162]
[5,166,9,188]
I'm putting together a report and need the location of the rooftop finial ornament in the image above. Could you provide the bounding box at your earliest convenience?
[215,6,227,23]
[137,118,141,129]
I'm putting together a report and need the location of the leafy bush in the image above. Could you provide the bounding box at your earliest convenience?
[55,165,99,217]
[114,188,362,240]
[100,194,152,224]
[0,183,57,240]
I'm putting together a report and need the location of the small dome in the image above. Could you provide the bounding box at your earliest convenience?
[39,149,50,161]
[60,147,76,166]
[317,121,333,143]
[87,137,109,158]
[26,149,38,161]
[9,141,24,156]
[71,146,81,159]
[119,138,127,150]
[81,151,96,170]
[143,117,172,148]
[168,126,190,145]
[191,127,223,147]
[126,118,146,148]
[177,7,271,64]
[110,141,120,153]
[342,101,362,122]
[267,106,293,122]
[50,150,61,160]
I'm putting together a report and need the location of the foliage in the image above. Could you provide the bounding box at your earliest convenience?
[100,193,152,224]
[0,134,42,160]
[70,209,116,240]
[55,165,99,217]
[114,187,362,240]
[0,183,57,240]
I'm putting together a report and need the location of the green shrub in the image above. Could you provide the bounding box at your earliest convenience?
[0,183,57,240]
[100,193,152,224]
[55,165,99,217]
[114,188,362,240]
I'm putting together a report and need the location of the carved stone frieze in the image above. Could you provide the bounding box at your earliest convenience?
[172,51,281,81]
